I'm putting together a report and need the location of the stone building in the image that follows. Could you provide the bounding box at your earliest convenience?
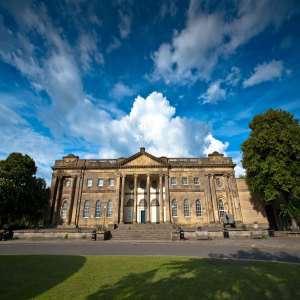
[49,147,268,229]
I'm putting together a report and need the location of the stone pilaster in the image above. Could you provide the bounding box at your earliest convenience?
[133,174,138,223]
[120,175,126,223]
[71,173,82,226]
[52,176,63,224]
[229,174,243,222]
[159,174,164,223]
[114,175,121,224]
[68,176,77,225]
[204,174,214,223]
[49,174,58,223]
[210,175,220,222]
[224,174,234,216]
[147,174,151,222]
[165,174,170,223]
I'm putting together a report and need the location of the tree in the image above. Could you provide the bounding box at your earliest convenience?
[0,153,49,227]
[242,109,300,229]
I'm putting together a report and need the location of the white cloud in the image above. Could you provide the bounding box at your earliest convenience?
[203,134,229,156]
[0,103,63,184]
[243,60,285,87]
[152,0,294,84]
[200,80,226,104]
[229,152,246,178]
[110,82,135,100]
[118,11,132,39]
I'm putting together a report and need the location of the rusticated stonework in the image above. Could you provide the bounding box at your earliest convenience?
[49,147,268,228]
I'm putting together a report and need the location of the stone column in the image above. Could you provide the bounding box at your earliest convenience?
[204,174,214,223]
[68,176,77,225]
[159,174,164,223]
[133,174,138,223]
[210,175,220,223]
[147,174,151,222]
[224,174,234,216]
[120,175,126,223]
[114,175,121,224]
[52,176,63,224]
[71,173,82,226]
[165,174,170,223]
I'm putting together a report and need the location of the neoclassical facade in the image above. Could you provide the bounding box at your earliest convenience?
[49,148,268,228]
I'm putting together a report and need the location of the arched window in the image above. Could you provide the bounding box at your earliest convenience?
[218,199,225,219]
[184,199,190,217]
[151,199,159,206]
[139,199,147,207]
[196,199,202,216]
[171,199,177,217]
[83,200,90,218]
[61,200,68,220]
[95,200,101,218]
[107,200,113,217]
[125,199,134,207]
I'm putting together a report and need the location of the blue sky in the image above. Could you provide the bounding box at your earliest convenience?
[0,0,300,183]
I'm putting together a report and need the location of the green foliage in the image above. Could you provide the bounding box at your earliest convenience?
[242,109,300,218]
[0,153,50,227]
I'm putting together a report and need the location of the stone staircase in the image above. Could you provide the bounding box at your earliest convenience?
[112,223,176,240]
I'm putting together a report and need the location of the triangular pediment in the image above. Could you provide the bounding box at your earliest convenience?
[121,149,167,167]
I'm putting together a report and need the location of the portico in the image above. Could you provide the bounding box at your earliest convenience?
[119,173,169,224]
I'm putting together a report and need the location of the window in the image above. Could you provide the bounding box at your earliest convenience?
[98,178,104,187]
[83,200,90,218]
[170,177,176,185]
[108,178,115,186]
[61,200,68,220]
[218,199,225,219]
[194,177,200,185]
[196,199,202,216]
[171,199,177,217]
[182,177,188,185]
[95,200,101,218]
[87,178,93,188]
[107,200,113,217]
[184,199,190,217]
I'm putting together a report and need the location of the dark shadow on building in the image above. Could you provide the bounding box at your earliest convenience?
[0,255,86,300]
[87,257,300,300]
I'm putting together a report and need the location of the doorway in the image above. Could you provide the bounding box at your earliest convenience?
[141,210,146,224]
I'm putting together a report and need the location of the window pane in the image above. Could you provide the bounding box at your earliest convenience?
[87,178,93,187]
[107,200,113,217]
[196,199,202,216]
[171,199,177,217]
[95,201,101,218]
[109,178,115,186]
[184,199,190,216]
[170,177,176,185]
[194,177,200,185]
[218,200,225,219]
[61,200,68,219]
[98,178,104,186]
[83,200,90,218]
[182,177,188,185]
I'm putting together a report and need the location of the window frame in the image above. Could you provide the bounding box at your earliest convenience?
[97,178,104,187]
[194,177,200,185]
[218,199,225,219]
[107,200,113,218]
[95,200,101,218]
[60,200,68,220]
[171,199,177,217]
[83,200,90,218]
[181,177,188,185]
[195,199,202,217]
[170,177,177,186]
[183,199,190,217]
[87,178,93,188]
[108,178,115,187]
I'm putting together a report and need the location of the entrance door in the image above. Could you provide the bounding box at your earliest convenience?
[141,210,146,224]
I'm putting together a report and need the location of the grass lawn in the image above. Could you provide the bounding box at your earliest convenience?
[0,256,300,300]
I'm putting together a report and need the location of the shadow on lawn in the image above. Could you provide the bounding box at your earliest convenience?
[0,255,85,300]
[209,248,300,263]
[88,256,300,300]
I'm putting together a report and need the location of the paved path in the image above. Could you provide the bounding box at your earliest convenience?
[1,238,300,262]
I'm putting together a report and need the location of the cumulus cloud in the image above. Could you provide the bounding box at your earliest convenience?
[243,60,286,87]
[203,134,229,156]
[200,81,226,104]
[152,0,294,84]
[110,82,135,100]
